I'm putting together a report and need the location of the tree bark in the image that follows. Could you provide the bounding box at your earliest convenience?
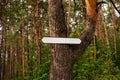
[31,0,41,64]
[94,36,97,61]
[96,7,103,42]
[21,17,25,77]
[101,8,110,47]
[112,5,117,56]
[67,0,71,37]
[1,17,7,80]
[48,0,72,79]
[48,0,98,80]
[34,0,41,63]
[0,1,7,80]
[10,45,14,79]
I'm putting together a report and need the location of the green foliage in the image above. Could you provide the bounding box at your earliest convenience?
[12,41,51,80]
[72,39,120,80]
[24,42,50,80]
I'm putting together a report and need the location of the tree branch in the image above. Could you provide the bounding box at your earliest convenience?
[70,16,96,60]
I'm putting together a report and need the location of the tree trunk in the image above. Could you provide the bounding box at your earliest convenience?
[48,0,72,79]
[112,5,117,56]
[97,8,103,42]
[1,17,7,80]
[101,8,110,47]
[10,45,14,79]
[48,0,98,80]
[0,38,1,80]
[67,0,71,37]
[34,0,41,63]
[31,0,41,64]
[49,45,73,80]
[94,36,97,61]
[0,1,7,80]
[21,17,25,77]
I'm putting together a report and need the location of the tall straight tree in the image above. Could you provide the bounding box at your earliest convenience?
[30,0,41,64]
[48,0,98,79]
[0,0,8,79]
[21,16,25,77]
[67,0,71,37]
[112,5,117,56]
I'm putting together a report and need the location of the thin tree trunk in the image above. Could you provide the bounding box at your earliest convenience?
[93,36,97,61]
[31,0,41,64]
[67,0,71,37]
[0,1,7,80]
[35,0,41,64]
[112,5,117,56]
[15,43,18,77]
[10,45,14,79]
[16,42,21,77]
[97,8,103,42]
[103,22,110,47]
[0,24,2,80]
[101,8,110,47]
[21,17,25,77]
[0,37,2,80]
[1,17,7,80]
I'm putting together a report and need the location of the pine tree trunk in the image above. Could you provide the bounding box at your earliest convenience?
[1,17,7,80]
[21,17,25,77]
[112,5,117,56]
[101,8,110,47]
[49,45,73,80]
[31,0,41,64]
[67,0,71,37]
[0,1,7,79]
[0,28,2,80]
[35,0,41,63]
[10,45,14,78]
[93,36,97,61]
[97,8,103,42]
[48,0,97,79]
[0,44,1,80]
[48,0,73,79]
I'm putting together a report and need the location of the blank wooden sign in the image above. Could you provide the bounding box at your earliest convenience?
[42,37,81,44]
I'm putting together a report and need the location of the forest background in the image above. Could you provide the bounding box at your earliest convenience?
[0,0,120,80]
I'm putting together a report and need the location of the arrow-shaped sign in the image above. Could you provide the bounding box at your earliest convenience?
[42,37,81,44]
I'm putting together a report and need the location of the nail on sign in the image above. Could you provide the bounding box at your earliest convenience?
[42,37,81,44]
